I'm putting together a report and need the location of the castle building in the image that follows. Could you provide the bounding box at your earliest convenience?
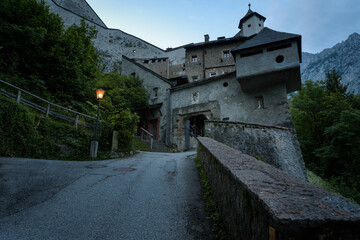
[45,0,306,179]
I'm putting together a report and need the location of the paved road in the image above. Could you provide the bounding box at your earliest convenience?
[0,151,214,240]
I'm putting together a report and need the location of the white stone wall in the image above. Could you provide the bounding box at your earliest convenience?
[241,15,264,37]
[235,42,300,78]
[170,74,294,149]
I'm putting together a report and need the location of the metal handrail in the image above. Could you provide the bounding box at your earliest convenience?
[0,79,96,120]
[140,127,153,149]
[0,79,96,128]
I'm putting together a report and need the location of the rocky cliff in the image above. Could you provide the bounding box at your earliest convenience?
[301,33,360,93]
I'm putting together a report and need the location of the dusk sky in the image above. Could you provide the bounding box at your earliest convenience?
[86,0,360,54]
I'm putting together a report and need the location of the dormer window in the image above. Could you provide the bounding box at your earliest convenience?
[192,55,198,62]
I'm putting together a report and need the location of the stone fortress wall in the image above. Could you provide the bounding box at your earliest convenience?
[43,0,185,73]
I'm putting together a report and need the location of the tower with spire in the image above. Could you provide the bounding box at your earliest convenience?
[238,3,266,37]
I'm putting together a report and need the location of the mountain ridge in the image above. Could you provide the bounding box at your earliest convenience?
[301,32,360,93]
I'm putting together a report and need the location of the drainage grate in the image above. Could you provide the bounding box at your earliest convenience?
[85,165,107,169]
[112,168,136,172]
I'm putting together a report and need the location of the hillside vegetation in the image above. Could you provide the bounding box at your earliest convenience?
[290,69,360,203]
[0,0,148,159]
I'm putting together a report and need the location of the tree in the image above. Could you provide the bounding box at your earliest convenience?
[325,68,348,95]
[290,80,328,168]
[0,0,101,111]
[290,71,360,203]
[95,72,148,110]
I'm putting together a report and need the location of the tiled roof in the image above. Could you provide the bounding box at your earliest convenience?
[232,27,301,59]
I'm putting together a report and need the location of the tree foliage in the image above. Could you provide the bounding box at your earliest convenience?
[290,69,360,203]
[0,0,148,156]
[95,73,148,110]
[92,72,148,151]
[0,0,101,111]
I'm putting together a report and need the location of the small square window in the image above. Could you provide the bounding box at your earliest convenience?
[192,55,198,62]
[223,50,230,58]
[153,87,158,98]
[256,96,264,108]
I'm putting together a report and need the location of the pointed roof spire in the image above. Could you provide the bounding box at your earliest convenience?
[238,4,266,29]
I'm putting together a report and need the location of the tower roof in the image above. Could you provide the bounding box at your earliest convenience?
[239,8,266,29]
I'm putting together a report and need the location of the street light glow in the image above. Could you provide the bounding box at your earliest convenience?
[96,88,105,100]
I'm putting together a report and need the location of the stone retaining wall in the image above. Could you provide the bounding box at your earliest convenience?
[197,137,360,240]
[205,120,307,180]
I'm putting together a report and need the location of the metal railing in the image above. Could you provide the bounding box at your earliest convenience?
[0,79,96,128]
[140,127,153,149]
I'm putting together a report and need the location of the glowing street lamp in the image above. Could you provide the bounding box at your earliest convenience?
[90,88,106,158]
[96,88,105,100]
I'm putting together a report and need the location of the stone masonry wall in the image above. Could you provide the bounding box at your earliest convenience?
[197,137,360,240]
[205,120,307,180]
[44,0,167,72]
[185,40,244,81]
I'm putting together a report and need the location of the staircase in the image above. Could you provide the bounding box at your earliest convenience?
[151,140,170,152]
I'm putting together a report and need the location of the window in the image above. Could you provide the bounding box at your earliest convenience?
[276,55,285,63]
[192,76,199,82]
[192,55,198,62]
[259,23,261,27]
[223,50,230,58]
[248,24,251,28]
[223,82,228,87]
[144,60,149,64]
[256,96,264,109]
[153,88,158,98]
[210,72,216,78]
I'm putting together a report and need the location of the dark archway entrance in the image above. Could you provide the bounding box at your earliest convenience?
[185,114,207,150]
[189,115,206,137]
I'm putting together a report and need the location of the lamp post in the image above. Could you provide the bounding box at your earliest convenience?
[90,88,105,158]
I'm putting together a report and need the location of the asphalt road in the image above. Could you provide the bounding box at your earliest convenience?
[0,151,215,240]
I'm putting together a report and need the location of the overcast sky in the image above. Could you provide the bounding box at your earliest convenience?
[86,0,360,54]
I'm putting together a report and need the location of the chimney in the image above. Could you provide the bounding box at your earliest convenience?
[204,34,209,43]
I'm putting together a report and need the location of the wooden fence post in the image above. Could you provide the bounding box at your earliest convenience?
[75,114,79,128]
[16,90,21,103]
[46,104,50,117]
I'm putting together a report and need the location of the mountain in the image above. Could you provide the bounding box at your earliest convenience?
[301,33,360,94]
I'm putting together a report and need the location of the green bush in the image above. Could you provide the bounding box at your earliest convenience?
[0,96,93,160]
[0,96,41,157]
